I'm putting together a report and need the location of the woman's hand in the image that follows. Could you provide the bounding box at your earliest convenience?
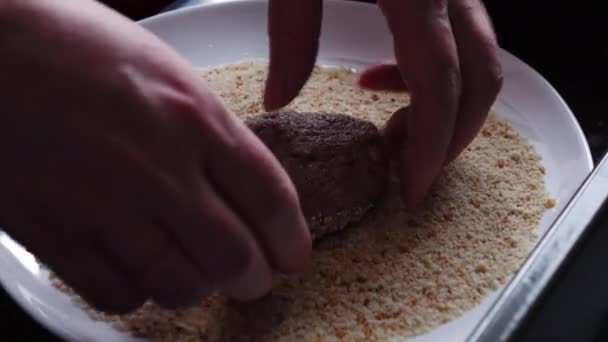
[264,0,503,206]
[0,0,310,313]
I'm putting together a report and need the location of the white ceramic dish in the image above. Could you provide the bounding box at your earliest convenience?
[0,0,593,341]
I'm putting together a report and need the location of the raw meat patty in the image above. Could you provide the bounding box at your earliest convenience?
[245,111,389,239]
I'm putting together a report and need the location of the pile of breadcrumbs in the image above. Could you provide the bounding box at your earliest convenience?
[52,60,555,341]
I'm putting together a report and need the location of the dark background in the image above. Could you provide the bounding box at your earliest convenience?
[1,1,606,340]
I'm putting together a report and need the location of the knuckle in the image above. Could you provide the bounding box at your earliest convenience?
[116,60,205,125]
[434,64,462,94]
[159,87,199,117]
[386,0,447,12]
[452,0,478,14]
[103,228,174,275]
[485,57,504,95]
[414,62,462,106]
[470,49,503,97]
[427,0,449,11]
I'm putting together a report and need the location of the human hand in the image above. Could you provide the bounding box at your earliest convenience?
[0,0,310,313]
[264,0,503,206]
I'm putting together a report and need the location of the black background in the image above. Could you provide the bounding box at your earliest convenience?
[1,1,606,340]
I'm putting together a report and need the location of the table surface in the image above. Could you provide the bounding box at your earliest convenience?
[1,1,607,341]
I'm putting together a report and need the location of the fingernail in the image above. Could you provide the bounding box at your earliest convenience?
[221,247,273,301]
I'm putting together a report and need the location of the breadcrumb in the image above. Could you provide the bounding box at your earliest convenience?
[51,60,552,341]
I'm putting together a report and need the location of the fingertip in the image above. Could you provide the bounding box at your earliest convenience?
[382,107,409,149]
[397,169,420,209]
[265,203,312,275]
[263,58,312,111]
[266,0,321,111]
[278,217,312,275]
[263,78,281,111]
[358,64,381,89]
[262,85,288,112]
[399,178,429,209]
[359,64,408,91]
[221,247,273,301]
[445,144,466,165]
[396,152,438,210]
[262,99,276,112]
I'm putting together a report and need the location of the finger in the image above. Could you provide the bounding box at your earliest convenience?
[219,242,276,301]
[446,0,503,161]
[264,0,322,110]
[6,207,145,313]
[168,178,274,301]
[47,244,145,314]
[0,198,143,313]
[382,106,409,155]
[378,0,461,206]
[383,107,410,179]
[204,122,311,274]
[359,63,408,91]
[92,218,211,309]
[135,246,212,309]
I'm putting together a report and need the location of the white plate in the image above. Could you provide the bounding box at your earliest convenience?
[0,1,593,341]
